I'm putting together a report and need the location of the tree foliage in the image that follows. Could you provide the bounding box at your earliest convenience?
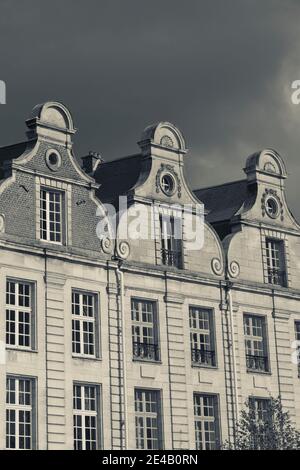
[223,397,300,450]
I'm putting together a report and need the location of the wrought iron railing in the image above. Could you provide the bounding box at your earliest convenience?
[246,354,269,372]
[133,342,160,361]
[191,348,216,366]
[267,268,286,287]
[161,248,182,268]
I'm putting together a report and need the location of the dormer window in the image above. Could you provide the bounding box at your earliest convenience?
[265,238,286,286]
[160,214,183,268]
[40,188,63,243]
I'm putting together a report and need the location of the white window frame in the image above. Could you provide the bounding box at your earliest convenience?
[72,290,98,358]
[244,314,269,372]
[189,306,216,367]
[194,393,220,450]
[73,383,100,450]
[6,279,35,350]
[265,238,286,286]
[6,376,36,450]
[159,213,183,268]
[131,299,159,361]
[135,388,163,450]
[40,187,64,244]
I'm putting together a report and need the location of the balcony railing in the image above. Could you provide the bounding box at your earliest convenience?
[246,354,269,372]
[191,348,216,367]
[133,342,160,361]
[267,268,286,287]
[161,248,182,268]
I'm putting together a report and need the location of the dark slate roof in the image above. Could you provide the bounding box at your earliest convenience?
[194,179,249,223]
[94,153,142,204]
[0,142,28,163]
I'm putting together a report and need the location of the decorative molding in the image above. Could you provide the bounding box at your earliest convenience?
[228,261,240,279]
[155,163,182,198]
[45,148,62,171]
[211,257,223,276]
[101,236,113,254]
[261,188,284,221]
[116,241,130,260]
[160,135,174,148]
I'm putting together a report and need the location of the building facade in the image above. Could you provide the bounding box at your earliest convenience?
[0,101,300,450]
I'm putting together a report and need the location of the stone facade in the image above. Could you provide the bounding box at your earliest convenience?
[0,101,300,450]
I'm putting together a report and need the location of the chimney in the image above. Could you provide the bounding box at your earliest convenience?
[81,151,104,175]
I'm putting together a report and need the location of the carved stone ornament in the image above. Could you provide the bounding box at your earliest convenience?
[116,241,130,260]
[211,258,223,276]
[101,236,113,254]
[261,188,284,221]
[228,261,240,278]
[155,163,182,198]
[160,135,174,148]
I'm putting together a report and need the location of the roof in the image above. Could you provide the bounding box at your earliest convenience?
[0,141,28,164]
[94,153,142,204]
[194,179,250,223]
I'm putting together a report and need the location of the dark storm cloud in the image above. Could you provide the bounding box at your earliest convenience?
[1,0,300,216]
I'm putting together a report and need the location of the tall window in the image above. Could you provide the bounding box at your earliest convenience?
[189,307,216,367]
[135,389,163,450]
[73,384,100,450]
[194,394,220,450]
[131,299,159,361]
[244,314,269,372]
[160,214,182,268]
[40,188,63,243]
[6,280,34,349]
[6,376,35,450]
[265,238,286,286]
[295,322,300,377]
[72,291,97,357]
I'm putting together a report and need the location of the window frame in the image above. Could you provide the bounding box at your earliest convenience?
[159,213,183,269]
[249,396,272,424]
[131,298,160,363]
[134,388,164,450]
[243,313,270,374]
[39,186,65,245]
[265,237,287,287]
[5,279,36,351]
[189,306,217,368]
[71,289,100,359]
[193,392,221,450]
[6,375,37,450]
[73,382,102,450]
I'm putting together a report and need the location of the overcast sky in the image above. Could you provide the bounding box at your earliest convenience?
[1,0,300,218]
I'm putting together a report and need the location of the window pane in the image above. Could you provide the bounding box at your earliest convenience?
[194,394,219,450]
[6,377,33,450]
[135,389,162,450]
[73,384,99,450]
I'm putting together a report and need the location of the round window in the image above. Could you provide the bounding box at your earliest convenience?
[265,197,279,218]
[160,174,175,196]
[48,152,58,166]
[45,149,62,171]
